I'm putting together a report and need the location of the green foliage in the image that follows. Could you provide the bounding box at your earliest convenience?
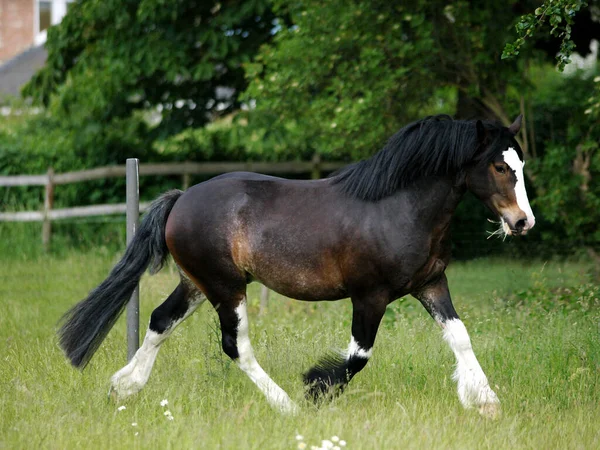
[527,68,600,249]
[510,281,600,312]
[154,113,315,162]
[500,2,600,255]
[2,0,599,258]
[243,0,531,158]
[0,107,158,209]
[24,0,276,137]
[3,0,278,210]
[502,0,588,71]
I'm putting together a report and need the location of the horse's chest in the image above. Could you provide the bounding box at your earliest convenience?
[379,230,450,296]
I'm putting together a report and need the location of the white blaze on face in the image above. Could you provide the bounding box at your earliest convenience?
[502,148,535,229]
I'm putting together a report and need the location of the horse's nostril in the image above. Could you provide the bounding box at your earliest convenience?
[515,218,527,231]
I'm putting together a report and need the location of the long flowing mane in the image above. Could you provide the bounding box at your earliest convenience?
[331,115,502,201]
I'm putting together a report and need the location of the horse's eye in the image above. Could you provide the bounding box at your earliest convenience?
[494,165,506,174]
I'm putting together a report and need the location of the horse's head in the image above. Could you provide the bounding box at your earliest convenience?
[466,115,535,237]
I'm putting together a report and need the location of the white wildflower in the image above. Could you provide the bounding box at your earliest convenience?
[594,76,600,83]
[164,410,173,417]
[167,415,174,421]
[298,443,307,450]
[296,435,304,441]
[160,399,169,407]
[331,122,337,128]
[131,422,138,427]
[339,440,346,447]
[117,405,126,411]
[134,432,139,436]
[584,108,592,115]
[322,440,333,449]
[331,436,339,442]
[333,447,340,450]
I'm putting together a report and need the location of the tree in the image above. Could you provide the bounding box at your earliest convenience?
[239,0,599,257]
[24,0,276,142]
[503,0,600,259]
[3,0,279,208]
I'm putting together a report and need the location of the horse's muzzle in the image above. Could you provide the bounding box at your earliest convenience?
[504,215,532,236]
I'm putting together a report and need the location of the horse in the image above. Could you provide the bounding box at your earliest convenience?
[58,114,534,417]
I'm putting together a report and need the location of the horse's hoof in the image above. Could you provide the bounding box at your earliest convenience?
[305,381,328,402]
[479,402,501,419]
[305,380,345,404]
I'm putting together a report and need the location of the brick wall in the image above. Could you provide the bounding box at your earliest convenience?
[0,0,35,64]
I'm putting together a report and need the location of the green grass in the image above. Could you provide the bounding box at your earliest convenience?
[1,252,599,449]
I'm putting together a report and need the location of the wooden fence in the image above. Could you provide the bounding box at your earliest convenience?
[0,155,345,249]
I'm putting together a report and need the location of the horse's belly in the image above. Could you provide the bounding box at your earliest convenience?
[248,254,347,301]
[259,277,347,301]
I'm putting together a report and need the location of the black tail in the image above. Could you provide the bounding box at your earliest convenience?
[58,189,183,369]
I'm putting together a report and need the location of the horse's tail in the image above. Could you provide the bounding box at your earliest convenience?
[58,189,183,369]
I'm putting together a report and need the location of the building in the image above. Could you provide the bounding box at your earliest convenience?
[0,0,72,98]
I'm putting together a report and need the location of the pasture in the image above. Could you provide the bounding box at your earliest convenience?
[1,250,599,449]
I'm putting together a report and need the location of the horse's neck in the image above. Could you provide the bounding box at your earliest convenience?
[401,176,466,257]
[393,176,466,227]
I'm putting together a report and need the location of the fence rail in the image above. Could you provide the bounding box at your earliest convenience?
[0,159,344,187]
[0,156,344,249]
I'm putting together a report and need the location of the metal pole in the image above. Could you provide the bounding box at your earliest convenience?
[126,158,140,361]
[259,284,270,315]
[42,167,54,251]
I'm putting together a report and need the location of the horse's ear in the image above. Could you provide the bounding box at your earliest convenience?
[508,114,523,135]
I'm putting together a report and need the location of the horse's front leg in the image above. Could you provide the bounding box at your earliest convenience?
[413,274,500,417]
[304,292,388,400]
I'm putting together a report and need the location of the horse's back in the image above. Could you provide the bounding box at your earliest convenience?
[164,172,347,300]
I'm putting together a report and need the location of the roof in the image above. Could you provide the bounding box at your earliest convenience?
[0,45,48,100]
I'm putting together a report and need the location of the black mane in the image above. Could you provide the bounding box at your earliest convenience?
[331,115,506,201]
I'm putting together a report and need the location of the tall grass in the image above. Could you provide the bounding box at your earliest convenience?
[1,240,599,449]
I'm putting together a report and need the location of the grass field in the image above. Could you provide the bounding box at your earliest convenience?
[1,250,599,449]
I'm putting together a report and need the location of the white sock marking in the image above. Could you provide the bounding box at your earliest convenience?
[347,336,373,359]
[234,301,298,414]
[110,329,166,398]
[110,289,205,399]
[503,148,535,228]
[442,319,499,408]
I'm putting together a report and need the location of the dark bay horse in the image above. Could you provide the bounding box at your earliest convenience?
[59,115,534,417]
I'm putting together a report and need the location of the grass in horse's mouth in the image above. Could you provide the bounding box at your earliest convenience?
[486,218,509,241]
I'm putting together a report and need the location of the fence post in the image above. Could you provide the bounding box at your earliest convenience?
[42,167,54,251]
[259,284,270,315]
[182,168,191,190]
[311,153,322,179]
[126,158,140,361]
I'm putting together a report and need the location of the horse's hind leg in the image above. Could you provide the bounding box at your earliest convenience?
[210,289,298,414]
[109,274,205,399]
